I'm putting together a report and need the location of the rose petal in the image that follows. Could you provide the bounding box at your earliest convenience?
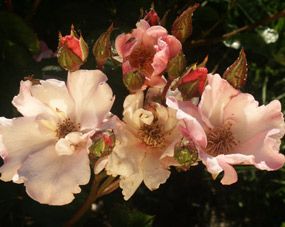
[160,35,182,59]
[12,80,54,118]
[143,150,170,190]
[224,94,284,143]
[18,145,90,205]
[199,74,240,127]
[106,130,145,178]
[0,117,54,181]
[115,33,137,58]
[67,70,114,130]
[120,172,143,200]
[151,38,169,77]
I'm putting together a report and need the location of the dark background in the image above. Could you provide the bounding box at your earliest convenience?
[0,0,284,226]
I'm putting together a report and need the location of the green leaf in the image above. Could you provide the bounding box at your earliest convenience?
[0,12,40,55]
[128,209,154,227]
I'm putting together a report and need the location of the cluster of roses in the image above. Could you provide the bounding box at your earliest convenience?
[0,5,284,206]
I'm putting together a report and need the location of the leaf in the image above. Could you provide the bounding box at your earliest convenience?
[128,209,154,227]
[223,48,247,89]
[171,4,199,43]
[0,12,40,55]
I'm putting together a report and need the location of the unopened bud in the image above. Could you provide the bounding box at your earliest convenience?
[223,48,247,89]
[92,23,113,70]
[144,3,160,26]
[167,52,186,80]
[123,71,145,91]
[89,130,115,158]
[57,25,89,71]
[174,139,198,167]
[171,4,199,43]
[178,67,208,100]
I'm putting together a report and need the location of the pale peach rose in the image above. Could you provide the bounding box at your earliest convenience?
[0,70,114,205]
[167,74,285,184]
[103,89,181,200]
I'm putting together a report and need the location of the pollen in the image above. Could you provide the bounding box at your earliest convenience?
[55,118,80,139]
[138,123,165,148]
[206,121,239,156]
[128,44,155,73]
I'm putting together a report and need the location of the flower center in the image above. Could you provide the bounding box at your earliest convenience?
[55,118,80,139]
[206,122,239,156]
[129,44,155,73]
[138,123,165,148]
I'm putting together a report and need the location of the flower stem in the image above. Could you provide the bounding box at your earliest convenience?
[161,79,173,102]
[64,173,117,227]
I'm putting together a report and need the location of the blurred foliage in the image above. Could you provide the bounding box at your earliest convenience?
[0,0,284,226]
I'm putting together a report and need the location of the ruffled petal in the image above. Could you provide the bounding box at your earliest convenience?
[12,80,54,118]
[160,35,182,59]
[122,91,144,125]
[18,145,90,205]
[94,156,108,174]
[166,97,207,148]
[224,94,284,143]
[136,19,150,31]
[235,129,285,170]
[199,74,240,127]
[67,70,114,130]
[199,151,224,175]
[115,33,137,58]
[216,158,238,185]
[0,117,54,181]
[151,38,169,77]
[143,150,170,190]
[106,129,145,178]
[120,172,143,200]
[146,25,168,41]
[30,79,74,119]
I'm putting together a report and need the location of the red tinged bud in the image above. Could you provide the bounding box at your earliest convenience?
[144,3,160,26]
[57,25,89,71]
[178,67,208,100]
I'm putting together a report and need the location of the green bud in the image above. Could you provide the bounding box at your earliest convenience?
[123,71,145,91]
[167,52,187,80]
[223,48,247,89]
[174,139,198,167]
[92,23,113,70]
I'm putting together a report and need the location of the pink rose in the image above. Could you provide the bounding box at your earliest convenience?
[115,19,182,89]
[167,74,285,184]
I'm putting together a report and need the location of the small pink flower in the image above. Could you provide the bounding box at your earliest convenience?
[0,70,114,205]
[115,19,182,89]
[167,74,285,184]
